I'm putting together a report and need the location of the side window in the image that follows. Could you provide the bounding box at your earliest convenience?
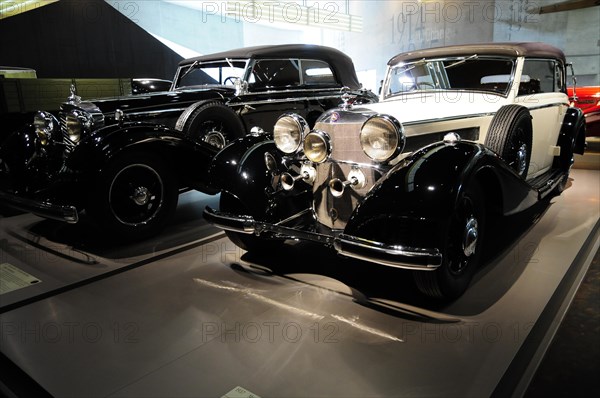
[301,60,337,87]
[555,63,566,93]
[519,59,558,95]
[249,59,301,90]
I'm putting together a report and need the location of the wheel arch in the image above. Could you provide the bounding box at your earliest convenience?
[207,133,276,194]
[345,142,488,250]
[67,123,217,192]
[345,140,532,249]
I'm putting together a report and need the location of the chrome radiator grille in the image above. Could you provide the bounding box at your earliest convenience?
[313,120,371,165]
[59,113,76,153]
[311,120,381,230]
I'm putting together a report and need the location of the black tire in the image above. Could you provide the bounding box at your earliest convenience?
[88,153,178,240]
[219,192,282,253]
[177,102,245,149]
[413,183,486,300]
[485,105,532,178]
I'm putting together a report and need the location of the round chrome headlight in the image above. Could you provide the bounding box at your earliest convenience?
[303,130,331,163]
[273,114,308,154]
[360,115,405,162]
[65,110,92,143]
[33,111,57,145]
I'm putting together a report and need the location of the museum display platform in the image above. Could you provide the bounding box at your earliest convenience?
[1,169,599,398]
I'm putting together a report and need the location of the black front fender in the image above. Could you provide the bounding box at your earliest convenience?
[345,141,536,249]
[207,134,277,206]
[557,107,586,161]
[66,122,219,192]
[0,126,39,174]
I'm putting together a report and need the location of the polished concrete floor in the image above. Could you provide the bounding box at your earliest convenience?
[0,169,599,397]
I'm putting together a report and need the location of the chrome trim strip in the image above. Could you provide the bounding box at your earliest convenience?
[335,234,442,270]
[203,207,255,234]
[125,107,189,117]
[522,102,569,111]
[274,208,313,226]
[233,93,343,107]
[204,207,442,270]
[402,112,494,127]
[248,87,342,95]
[0,190,79,224]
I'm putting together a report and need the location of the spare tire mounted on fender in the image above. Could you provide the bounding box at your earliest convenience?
[176,101,245,149]
[484,105,533,178]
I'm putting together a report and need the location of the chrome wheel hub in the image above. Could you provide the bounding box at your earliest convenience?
[131,186,151,206]
[462,216,479,257]
[516,143,527,175]
[204,131,226,149]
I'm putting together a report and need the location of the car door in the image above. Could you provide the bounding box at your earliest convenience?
[515,58,569,177]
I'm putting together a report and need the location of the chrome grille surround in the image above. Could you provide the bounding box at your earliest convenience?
[59,113,76,153]
[58,102,105,154]
[310,109,385,230]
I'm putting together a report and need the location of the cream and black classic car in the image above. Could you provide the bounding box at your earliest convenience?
[204,42,586,300]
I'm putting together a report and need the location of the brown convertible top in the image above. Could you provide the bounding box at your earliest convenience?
[388,42,566,65]
[179,44,362,89]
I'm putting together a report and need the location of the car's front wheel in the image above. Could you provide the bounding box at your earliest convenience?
[413,183,486,300]
[88,153,178,240]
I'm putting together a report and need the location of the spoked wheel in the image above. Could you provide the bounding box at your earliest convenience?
[219,192,283,253]
[88,153,178,240]
[413,183,486,300]
[201,125,227,149]
[485,105,532,178]
[176,102,245,149]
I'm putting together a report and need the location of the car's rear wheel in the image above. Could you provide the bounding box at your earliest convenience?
[413,183,485,300]
[177,102,245,149]
[88,153,178,240]
[485,105,533,178]
[219,192,283,253]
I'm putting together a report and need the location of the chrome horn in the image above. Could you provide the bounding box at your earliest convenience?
[280,164,317,191]
[328,168,366,197]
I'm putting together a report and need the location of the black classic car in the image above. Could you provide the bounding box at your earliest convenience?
[203,42,586,300]
[0,45,376,239]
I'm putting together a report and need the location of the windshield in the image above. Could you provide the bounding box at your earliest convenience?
[174,60,247,89]
[385,56,515,98]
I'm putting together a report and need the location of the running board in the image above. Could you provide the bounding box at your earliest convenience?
[528,168,565,199]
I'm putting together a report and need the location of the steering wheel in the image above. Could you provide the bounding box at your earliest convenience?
[415,82,435,89]
[223,76,237,85]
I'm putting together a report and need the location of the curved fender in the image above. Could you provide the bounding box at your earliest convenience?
[66,122,219,191]
[207,134,279,209]
[0,126,39,174]
[555,107,586,170]
[345,141,536,249]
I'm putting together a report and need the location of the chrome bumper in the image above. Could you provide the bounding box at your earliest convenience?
[0,190,79,223]
[203,207,442,271]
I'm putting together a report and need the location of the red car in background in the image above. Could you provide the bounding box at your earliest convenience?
[568,86,600,137]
